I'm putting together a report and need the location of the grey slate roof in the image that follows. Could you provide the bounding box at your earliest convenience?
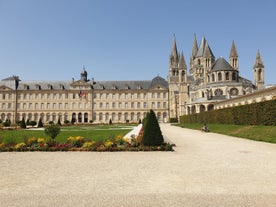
[0,76,168,91]
[211,57,235,71]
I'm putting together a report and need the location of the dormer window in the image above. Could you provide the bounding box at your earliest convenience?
[112,84,117,90]
[125,84,130,90]
[24,84,29,90]
[47,84,53,90]
[59,84,65,90]
[35,84,41,90]
[100,84,105,90]
[137,85,142,90]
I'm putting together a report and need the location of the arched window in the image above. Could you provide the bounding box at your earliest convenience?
[230,88,239,96]
[225,72,229,80]
[218,72,222,81]
[232,72,236,80]
[258,69,262,81]
[212,74,215,82]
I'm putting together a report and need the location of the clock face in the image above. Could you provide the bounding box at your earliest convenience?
[214,89,223,96]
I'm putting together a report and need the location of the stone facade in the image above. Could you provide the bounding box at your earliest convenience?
[0,69,169,124]
[0,35,270,124]
[168,35,266,118]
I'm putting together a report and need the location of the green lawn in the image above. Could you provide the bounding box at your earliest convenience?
[177,123,276,143]
[0,125,133,144]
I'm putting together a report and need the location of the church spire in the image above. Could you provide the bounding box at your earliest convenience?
[254,49,264,68]
[169,35,179,68]
[254,49,265,90]
[229,41,239,70]
[179,52,187,70]
[191,34,198,59]
[229,41,238,58]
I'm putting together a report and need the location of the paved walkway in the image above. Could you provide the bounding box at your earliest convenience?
[0,124,276,207]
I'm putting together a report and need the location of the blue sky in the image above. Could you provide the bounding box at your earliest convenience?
[0,0,275,85]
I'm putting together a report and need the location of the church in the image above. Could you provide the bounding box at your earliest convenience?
[0,34,271,124]
[168,35,266,119]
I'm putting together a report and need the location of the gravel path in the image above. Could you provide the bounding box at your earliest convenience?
[0,124,276,207]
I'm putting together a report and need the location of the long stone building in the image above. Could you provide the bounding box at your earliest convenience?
[0,69,169,124]
[0,34,274,124]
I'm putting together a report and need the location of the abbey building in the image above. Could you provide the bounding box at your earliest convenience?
[0,34,274,124]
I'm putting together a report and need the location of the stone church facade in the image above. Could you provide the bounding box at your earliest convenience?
[168,35,268,119]
[0,34,274,124]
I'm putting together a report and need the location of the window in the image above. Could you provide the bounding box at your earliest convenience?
[112,102,115,109]
[41,94,44,99]
[118,94,122,99]
[112,94,115,99]
[65,93,68,99]
[23,94,27,100]
[35,103,39,109]
[144,102,147,108]
[131,102,134,109]
[218,72,222,81]
[106,103,109,109]
[17,94,21,99]
[131,93,134,99]
[79,103,82,109]
[119,102,122,109]
[53,103,56,109]
[65,103,68,109]
[41,103,44,109]
[225,72,229,80]
[100,102,103,109]
[152,102,155,108]
[214,89,223,96]
[125,102,128,109]
[17,103,20,109]
[72,103,76,109]
[47,94,50,99]
[157,93,160,98]
[29,103,32,109]
[93,103,96,109]
[59,94,62,99]
[137,102,140,109]
[151,93,155,98]
[23,103,27,109]
[163,102,167,108]
[85,103,88,109]
[8,103,12,109]
[143,93,147,99]
[157,102,160,108]
[53,93,57,99]
[137,93,140,99]
[59,103,62,109]
[29,94,32,100]
[125,93,128,99]
[2,103,5,109]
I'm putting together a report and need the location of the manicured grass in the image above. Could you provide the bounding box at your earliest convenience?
[177,123,276,143]
[0,125,132,144]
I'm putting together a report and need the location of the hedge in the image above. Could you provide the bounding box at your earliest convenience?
[180,99,276,126]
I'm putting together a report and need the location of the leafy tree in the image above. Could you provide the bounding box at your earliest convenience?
[57,118,62,126]
[37,118,43,128]
[44,124,60,140]
[109,119,113,125]
[142,109,164,146]
[20,117,26,128]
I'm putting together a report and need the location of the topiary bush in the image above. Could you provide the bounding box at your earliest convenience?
[37,118,43,128]
[20,117,26,128]
[44,124,60,140]
[142,109,164,146]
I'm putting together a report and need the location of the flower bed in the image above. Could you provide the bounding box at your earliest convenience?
[0,135,174,152]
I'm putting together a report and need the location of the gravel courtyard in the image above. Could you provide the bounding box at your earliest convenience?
[0,124,276,207]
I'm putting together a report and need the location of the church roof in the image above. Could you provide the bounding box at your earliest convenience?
[229,41,238,57]
[254,50,264,68]
[211,57,235,71]
[196,37,214,58]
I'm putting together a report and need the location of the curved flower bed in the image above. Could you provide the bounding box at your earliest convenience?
[0,135,174,152]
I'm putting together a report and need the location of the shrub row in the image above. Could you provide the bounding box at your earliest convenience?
[180,99,276,126]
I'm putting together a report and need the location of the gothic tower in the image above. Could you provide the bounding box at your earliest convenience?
[178,52,189,116]
[253,50,265,90]
[229,41,239,70]
[168,36,180,119]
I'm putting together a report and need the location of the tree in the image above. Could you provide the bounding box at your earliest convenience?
[37,118,43,128]
[57,118,62,126]
[20,117,26,129]
[109,119,113,125]
[44,124,60,140]
[142,109,164,146]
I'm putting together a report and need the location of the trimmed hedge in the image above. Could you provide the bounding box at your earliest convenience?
[180,99,276,126]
